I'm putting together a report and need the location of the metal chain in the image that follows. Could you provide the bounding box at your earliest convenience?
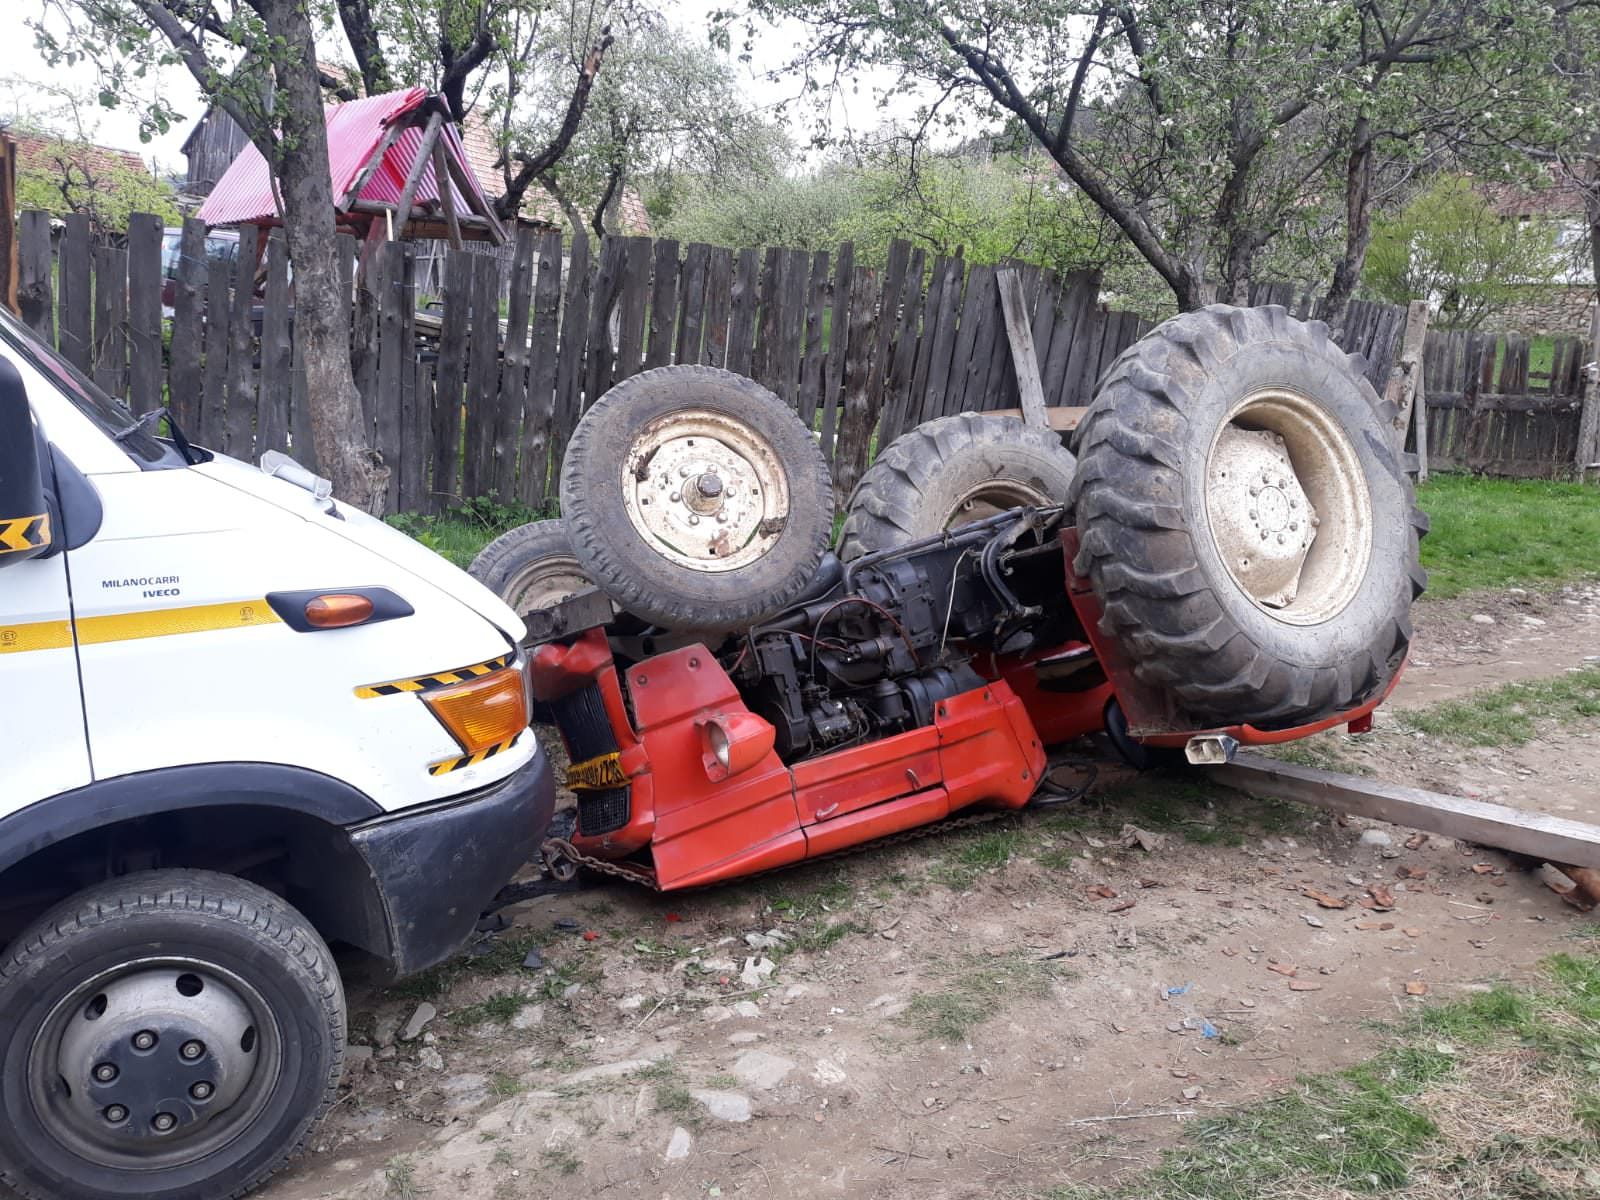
[538,806,1015,895]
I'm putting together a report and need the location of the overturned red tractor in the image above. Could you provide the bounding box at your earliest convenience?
[475,304,1427,890]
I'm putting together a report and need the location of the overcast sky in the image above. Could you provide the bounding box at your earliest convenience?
[0,1,903,171]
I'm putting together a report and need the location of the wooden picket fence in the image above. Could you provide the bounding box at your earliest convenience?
[19,206,1577,514]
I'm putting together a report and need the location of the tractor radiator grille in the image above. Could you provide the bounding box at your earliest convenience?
[577,787,631,837]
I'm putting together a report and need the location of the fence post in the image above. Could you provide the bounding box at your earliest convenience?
[1576,305,1600,483]
[1384,299,1429,463]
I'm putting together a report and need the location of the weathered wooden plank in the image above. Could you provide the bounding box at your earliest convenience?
[1044,270,1096,407]
[257,231,293,461]
[777,247,810,409]
[431,248,473,506]
[919,256,967,422]
[646,238,680,370]
[520,231,563,506]
[198,254,231,448]
[1026,267,1059,398]
[92,243,127,401]
[223,226,258,459]
[752,246,782,389]
[881,248,926,444]
[583,236,626,405]
[168,218,206,434]
[818,242,854,459]
[948,264,994,416]
[497,227,538,502]
[57,213,92,371]
[726,248,760,378]
[866,240,910,428]
[798,249,830,426]
[406,358,433,511]
[125,213,164,415]
[831,263,880,500]
[996,268,1047,428]
[676,242,711,366]
[1214,753,1600,869]
[461,253,503,498]
[613,236,652,383]
[551,230,592,477]
[394,246,421,511]
[17,211,53,342]
[906,255,950,430]
[701,247,734,368]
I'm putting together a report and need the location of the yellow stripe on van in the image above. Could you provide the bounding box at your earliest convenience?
[0,619,73,654]
[0,600,278,654]
[77,601,280,644]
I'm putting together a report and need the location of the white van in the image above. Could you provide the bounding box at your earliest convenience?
[0,305,553,1200]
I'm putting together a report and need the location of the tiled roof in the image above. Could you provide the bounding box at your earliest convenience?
[1482,167,1589,220]
[7,131,150,183]
[460,113,652,235]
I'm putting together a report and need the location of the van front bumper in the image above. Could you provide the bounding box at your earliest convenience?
[347,743,555,979]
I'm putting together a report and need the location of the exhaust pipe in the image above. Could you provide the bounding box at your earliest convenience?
[1184,734,1239,766]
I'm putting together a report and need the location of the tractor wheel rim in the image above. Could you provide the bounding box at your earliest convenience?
[944,480,1055,529]
[1204,387,1371,625]
[621,407,790,574]
[32,957,281,1170]
[503,553,592,614]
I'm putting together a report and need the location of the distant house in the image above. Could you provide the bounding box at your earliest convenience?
[1483,172,1595,337]
[6,128,175,230]
[179,108,252,203]
[457,116,652,236]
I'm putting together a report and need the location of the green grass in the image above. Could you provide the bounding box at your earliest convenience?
[1397,666,1600,747]
[1417,473,1600,599]
[904,952,1060,1043]
[1055,951,1600,1200]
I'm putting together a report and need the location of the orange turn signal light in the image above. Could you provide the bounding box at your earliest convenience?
[304,593,376,629]
[424,667,529,754]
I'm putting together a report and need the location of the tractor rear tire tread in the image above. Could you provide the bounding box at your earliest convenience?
[1067,304,1425,729]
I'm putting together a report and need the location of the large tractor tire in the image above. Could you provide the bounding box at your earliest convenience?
[559,366,834,632]
[838,413,1077,561]
[1068,304,1427,730]
[469,519,596,619]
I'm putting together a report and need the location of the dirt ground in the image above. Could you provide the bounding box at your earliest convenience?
[255,582,1600,1200]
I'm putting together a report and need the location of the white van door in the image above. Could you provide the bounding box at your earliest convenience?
[1,515,92,808]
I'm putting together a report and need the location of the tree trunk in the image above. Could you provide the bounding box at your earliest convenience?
[1324,116,1375,335]
[258,0,388,512]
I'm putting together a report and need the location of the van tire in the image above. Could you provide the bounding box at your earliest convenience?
[0,870,344,1200]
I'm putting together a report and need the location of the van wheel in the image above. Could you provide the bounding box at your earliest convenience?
[0,870,345,1200]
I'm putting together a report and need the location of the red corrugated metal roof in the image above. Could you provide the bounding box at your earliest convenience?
[198,87,497,237]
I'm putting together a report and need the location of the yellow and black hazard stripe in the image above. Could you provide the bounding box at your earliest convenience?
[428,732,523,776]
[0,599,279,655]
[0,512,50,555]
[566,751,627,791]
[355,653,512,699]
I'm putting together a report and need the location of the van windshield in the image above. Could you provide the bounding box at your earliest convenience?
[0,305,183,467]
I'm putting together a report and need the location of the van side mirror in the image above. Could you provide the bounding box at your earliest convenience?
[0,358,51,567]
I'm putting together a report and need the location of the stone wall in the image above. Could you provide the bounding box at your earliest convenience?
[1498,284,1595,337]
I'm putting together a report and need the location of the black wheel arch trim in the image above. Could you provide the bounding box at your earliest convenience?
[0,763,384,878]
